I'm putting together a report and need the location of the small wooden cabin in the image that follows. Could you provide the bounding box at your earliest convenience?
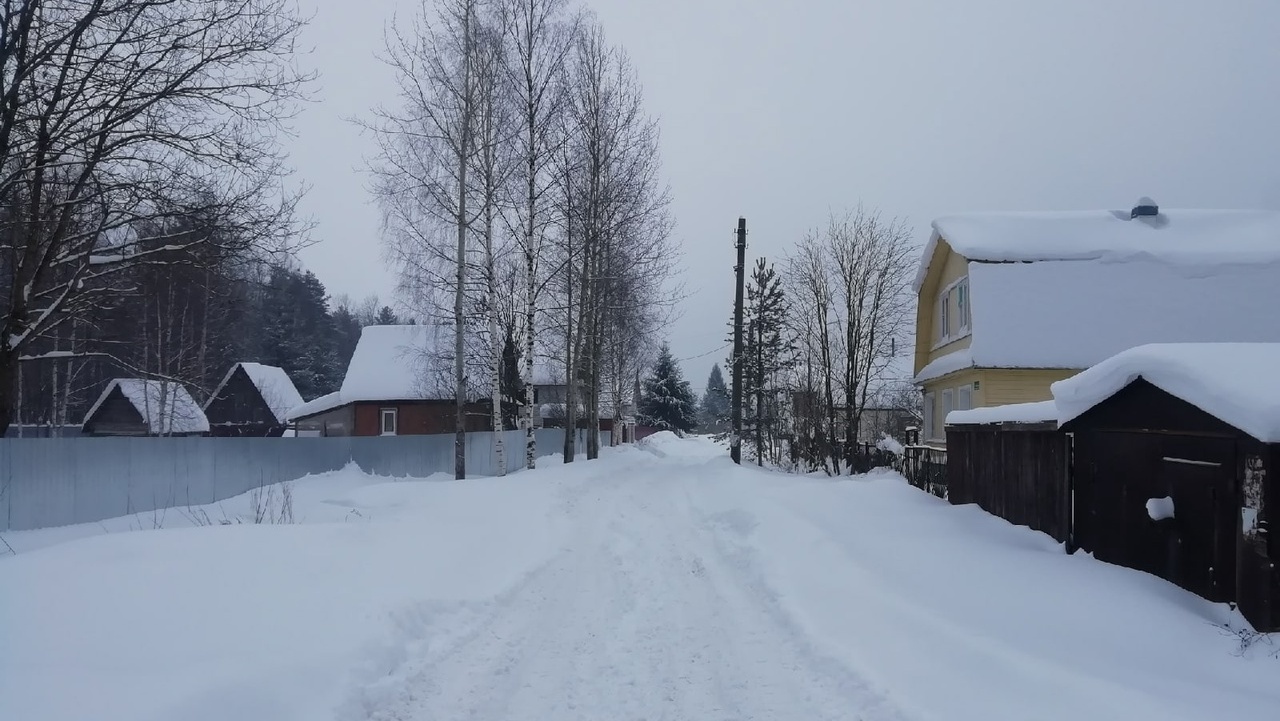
[287,324,493,437]
[1055,344,1280,631]
[82,379,209,437]
[204,362,304,437]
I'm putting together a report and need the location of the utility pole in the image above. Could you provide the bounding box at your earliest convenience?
[731,217,747,464]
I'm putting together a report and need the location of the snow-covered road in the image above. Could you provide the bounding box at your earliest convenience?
[343,439,903,720]
[3,433,1277,721]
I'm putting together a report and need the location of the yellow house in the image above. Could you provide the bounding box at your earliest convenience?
[912,199,1280,444]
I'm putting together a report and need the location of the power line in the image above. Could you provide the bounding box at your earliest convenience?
[676,342,730,363]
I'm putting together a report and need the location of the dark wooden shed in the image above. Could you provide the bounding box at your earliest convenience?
[81,379,209,437]
[1061,374,1279,632]
[204,362,304,437]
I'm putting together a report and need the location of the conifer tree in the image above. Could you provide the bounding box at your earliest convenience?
[499,327,525,430]
[742,259,791,464]
[638,343,697,435]
[700,363,730,433]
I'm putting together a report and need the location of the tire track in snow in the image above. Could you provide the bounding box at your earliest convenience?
[338,456,911,721]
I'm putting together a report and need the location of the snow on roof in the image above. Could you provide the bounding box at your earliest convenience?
[341,324,452,401]
[85,379,209,435]
[206,363,304,423]
[913,207,1280,292]
[287,391,342,421]
[915,348,974,384]
[947,401,1057,427]
[1052,343,1280,443]
[287,325,459,421]
[963,256,1280,370]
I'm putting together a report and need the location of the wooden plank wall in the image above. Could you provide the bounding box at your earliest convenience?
[947,425,1070,543]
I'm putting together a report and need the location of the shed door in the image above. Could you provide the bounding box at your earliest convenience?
[1159,456,1237,603]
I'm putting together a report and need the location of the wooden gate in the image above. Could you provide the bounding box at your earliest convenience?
[1160,456,1237,602]
[1072,430,1237,602]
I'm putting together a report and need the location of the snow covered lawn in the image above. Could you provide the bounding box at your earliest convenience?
[2,435,1276,720]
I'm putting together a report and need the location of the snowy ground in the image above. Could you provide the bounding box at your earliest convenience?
[2,434,1277,721]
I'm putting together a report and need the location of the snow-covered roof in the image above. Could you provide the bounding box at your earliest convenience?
[914,208,1280,292]
[915,348,974,384]
[84,379,209,435]
[288,391,342,420]
[286,325,459,421]
[967,257,1280,370]
[206,362,304,424]
[947,401,1057,427]
[1052,343,1280,443]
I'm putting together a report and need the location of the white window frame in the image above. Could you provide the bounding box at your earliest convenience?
[934,276,972,348]
[957,384,973,412]
[942,389,955,430]
[380,407,398,436]
[923,391,936,441]
[938,290,950,343]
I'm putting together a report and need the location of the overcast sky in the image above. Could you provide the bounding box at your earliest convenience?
[289,0,1280,393]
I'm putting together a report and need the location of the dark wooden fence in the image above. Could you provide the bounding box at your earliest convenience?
[901,445,948,498]
[946,423,1070,543]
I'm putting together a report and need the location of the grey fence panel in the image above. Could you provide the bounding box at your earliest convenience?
[0,429,625,532]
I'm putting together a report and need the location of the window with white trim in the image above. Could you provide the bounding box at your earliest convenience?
[923,391,936,441]
[937,276,971,344]
[380,408,398,436]
[938,292,950,341]
[942,389,954,429]
[958,384,972,412]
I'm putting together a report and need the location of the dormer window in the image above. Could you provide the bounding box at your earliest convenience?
[938,276,971,343]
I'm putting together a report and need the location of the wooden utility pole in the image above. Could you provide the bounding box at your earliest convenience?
[731,217,747,464]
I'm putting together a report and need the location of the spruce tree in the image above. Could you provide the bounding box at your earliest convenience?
[638,343,698,435]
[499,327,524,430]
[700,363,730,433]
[373,305,398,325]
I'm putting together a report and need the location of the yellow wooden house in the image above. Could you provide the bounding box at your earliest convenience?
[912,199,1280,445]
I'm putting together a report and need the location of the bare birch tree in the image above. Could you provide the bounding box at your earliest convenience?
[557,21,673,460]
[498,0,576,469]
[472,24,513,475]
[370,0,491,479]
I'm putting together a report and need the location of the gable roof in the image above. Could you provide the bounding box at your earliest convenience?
[913,208,1280,292]
[206,362,304,424]
[84,379,209,435]
[1052,343,1280,443]
[286,324,459,421]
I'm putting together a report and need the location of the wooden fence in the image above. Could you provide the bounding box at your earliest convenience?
[946,423,1071,543]
[901,445,948,498]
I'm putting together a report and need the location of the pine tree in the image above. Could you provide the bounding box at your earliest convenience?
[638,343,697,435]
[700,363,730,433]
[331,304,362,372]
[373,305,399,325]
[258,266,341,400]
[499,327,524,431]
[742,259,791,465]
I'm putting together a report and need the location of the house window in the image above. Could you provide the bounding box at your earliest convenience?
[533,387,540,404]
[939,292,950,341]
[938,276,971,343]
[380,408,398,436]
[923,391,936,441]
[942,389,954,429]
[958,384,972,412]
